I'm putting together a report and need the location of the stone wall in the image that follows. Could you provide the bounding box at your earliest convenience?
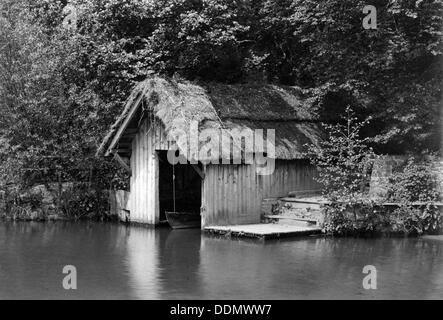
[369,155,407,199]
[430,159,443,200]
[369,155,443,200]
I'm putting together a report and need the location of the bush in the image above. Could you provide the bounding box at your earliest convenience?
[1,185,45,220]
[389,203,441,235]
[386,156,442,234]
[309,108,442,236]
[322,157,442,236]
[387,157,440,202]
[324,201,441,236]
[60,184,110,220]
[323,201,390,236]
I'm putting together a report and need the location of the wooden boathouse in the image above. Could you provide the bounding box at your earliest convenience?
[98,77,323,228]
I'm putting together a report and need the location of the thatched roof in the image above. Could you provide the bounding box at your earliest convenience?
[97,77,323,161]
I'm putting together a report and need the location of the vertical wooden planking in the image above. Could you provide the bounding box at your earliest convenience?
[243,164,248,222]
[210,165,216,226]
[126,118,161,225]
[256,160,320,200]
[148,120,153,222]
[222,165,227,224]
[141,120,146,222]
[202,164,262,227]
[129,138,136,217]
[140,120,145,222]
[128,118,320,227]
[154,152,159,224]
[137,121,141,222]
[148,119,154,224]
[134,128,139,221]
[142,119,149,223]
[200,168,205,228]
[237,165,243,218]
[206,166,210,226]
[151,122,159,224]
[125,119,173,225]
[129,119,153,224]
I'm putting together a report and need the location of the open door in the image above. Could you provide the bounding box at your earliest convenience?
[157,151,202,228]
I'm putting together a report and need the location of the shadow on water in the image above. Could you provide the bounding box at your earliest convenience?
[0,222,442,299]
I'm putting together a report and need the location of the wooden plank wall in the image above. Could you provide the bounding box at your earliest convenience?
[201,163,260,227]
[201,160,319,227]
[126,117,319,227]
[128,118,169,224]
[259,160,320,199]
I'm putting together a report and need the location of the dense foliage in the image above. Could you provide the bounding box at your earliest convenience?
[388,156,441,202]
[387,156,442,234]
[0,0,441,218]
[310,110,441,235]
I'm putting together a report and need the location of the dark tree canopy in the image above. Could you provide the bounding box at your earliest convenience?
[0,0,441,190]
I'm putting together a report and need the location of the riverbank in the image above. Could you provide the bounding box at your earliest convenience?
[0,183,113,222]
[2,189,442,238]
[0,213,118,222]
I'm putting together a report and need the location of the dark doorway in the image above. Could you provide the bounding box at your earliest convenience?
[157,151,202,222]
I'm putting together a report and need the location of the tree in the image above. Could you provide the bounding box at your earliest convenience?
[307,106,375,201]
[55,0,443,152]
[0,0,441,218]
[0,0,125,218]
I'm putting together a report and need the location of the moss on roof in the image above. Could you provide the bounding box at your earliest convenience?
[97,76,323,160]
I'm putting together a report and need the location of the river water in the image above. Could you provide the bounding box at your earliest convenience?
[0,221,442,299]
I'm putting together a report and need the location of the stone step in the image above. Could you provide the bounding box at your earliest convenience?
[274,219,313,227]
[278,207,320,216]
[287,190,322,198]
[265,214,317,224]
[265,218,314,228]
[278,198,322,210]
[273,205,324,225]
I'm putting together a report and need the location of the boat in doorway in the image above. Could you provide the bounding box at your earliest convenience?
[165,211,201,229]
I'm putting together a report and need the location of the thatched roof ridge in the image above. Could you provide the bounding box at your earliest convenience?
[97,76,322,160]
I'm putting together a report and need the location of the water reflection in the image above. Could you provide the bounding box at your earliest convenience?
[0,222,441,299]
[158,229,204,299]
[0,222,133,299]
[122,226,160,299]
[198,236,442,299]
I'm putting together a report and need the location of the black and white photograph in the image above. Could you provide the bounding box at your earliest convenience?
[0,0,442,307]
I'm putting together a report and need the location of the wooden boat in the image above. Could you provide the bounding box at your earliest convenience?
[165,211,201,229]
